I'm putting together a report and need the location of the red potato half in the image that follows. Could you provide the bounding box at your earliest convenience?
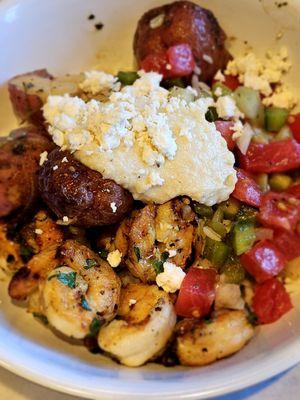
[134,0,231,82]
[8,70,83,126]
[38,149,134,227]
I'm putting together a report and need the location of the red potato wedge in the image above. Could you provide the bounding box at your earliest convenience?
[8,70,83,126]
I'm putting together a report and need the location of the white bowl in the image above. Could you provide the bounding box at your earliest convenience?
[0,0,300,398]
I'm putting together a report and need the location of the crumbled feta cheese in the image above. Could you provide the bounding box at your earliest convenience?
[215,95,243,120]
[110,202,117,213]
[214,86,223,97]
[156,262,186,293]
[128,298,137,306]
[63,216,69,222]
[150,13,165,29]
[214,70,225,82]
[203,54,213,64]
[61,157,68,163]
[107,250,122,268]
[168,249,177,258]
[35,229,43,235]
[39,151,48,166]
[225,48,294,99]
[44,71,236,205]
[230,120,244,140]
[79,70,120,95]
[215,283,245,310]
[262,86,297,109]
[53,165,58,171]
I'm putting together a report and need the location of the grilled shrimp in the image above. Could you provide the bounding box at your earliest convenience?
[126,199,195,282]
[8,211,64,300]
[0,223,22,276]
[40,240,121,339]
[98,283,176,366]
[175,311,254,366]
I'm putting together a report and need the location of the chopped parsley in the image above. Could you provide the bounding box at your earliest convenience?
[152,260,164,274]
[161,251,169,263]
[98,249,108,260]
[133,246,141,261]
[48,271,77,289]
[80,295,92,311]
[20,245,34,262]
[85,258,98,269]
[89,318,102,336]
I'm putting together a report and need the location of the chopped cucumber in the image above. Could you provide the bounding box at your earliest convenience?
[273,125,292,141]
[204,237,230,267]
[205,106,218,122]
[234,87,262,119]
[117,71,139,85]
[232,220,256,256]
[220,198,241,220]
[212,82,232,97]
[194,203,213,218]
[264,107,289,132]
[221,261,245,284]
[269,173,292,191]
[169,86,195,103]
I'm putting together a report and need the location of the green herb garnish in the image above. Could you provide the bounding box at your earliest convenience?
[48,271,77,289]
[98,249,108,260]
[85,258,98,269]
[161,251,169,263]
[89,318,102,336]
[80,295,92,311]
[152,260,164,274]
[20,245,34,262]
[134,246,141,261]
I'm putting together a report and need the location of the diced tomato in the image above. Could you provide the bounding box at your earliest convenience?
[232,168,262,207]
[140,44,195,79]
[140,53,168,77]
[252,278,293,324]
[273,229,300,261]
[287,183,300,199]
[175,267,217,318]
[223,75,240,91]
[166,44,195,77]
[255,227,274,241]
[215,121,235,151]
[258,192,300,231]
[240,240,286,283]
[239,139,300,173]
[288,114,300,142]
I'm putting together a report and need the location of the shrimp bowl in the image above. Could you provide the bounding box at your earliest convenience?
[1,0,300,398]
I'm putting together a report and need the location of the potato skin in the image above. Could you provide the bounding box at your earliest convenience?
[38,149,133,227]
[0,126,54,218]
[134,0,231,82]
[8,69,53,126]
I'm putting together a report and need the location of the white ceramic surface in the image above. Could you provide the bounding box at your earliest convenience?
[0,0,300,399]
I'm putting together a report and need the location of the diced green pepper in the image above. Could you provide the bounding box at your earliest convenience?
[232,220,256,256]
[204,237,229,267]
[212,207,224,223]
[264,107,289,132]
[220,198,241,220]
[207,220,227,239]
[117,71,139,85]
[221,261,245,284]
[194,203,214,218]
[269,173,292,191]
[212,82,232,97]
[234,87,262,119]
[236,205,257,223]
[205,106,218,122]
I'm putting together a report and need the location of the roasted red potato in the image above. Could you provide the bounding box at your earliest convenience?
[0,126,55,219]
[134,0,231,82]
[8,70,83,126]
[38,149,134,227]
